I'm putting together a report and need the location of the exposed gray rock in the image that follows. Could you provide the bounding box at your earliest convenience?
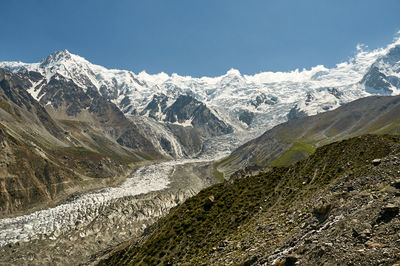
[361,66,393,94]
[372,158,382,166]
[238,110,254,126]
[287,104,307,120]
[140,93,169,120]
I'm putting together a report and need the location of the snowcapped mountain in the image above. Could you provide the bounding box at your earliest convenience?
[2,38,400,158]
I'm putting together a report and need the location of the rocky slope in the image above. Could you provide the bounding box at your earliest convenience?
[0,68,162,217]
[100,134,400,265]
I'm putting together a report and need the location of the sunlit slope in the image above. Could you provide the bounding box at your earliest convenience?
[100,135,400,265]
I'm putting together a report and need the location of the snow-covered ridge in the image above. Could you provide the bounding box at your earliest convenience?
[1,37,400,136]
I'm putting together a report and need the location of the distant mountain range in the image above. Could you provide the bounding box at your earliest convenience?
[1,38,400,158]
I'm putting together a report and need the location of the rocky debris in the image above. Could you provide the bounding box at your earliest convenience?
[203,195,215,211]
[260,152,400,265]
[391,179,400,189]
[230,164,272,180]
[102,135,400,265]
[280,254,301,266]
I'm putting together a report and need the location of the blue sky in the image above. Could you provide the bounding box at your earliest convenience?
[1,0,400,76]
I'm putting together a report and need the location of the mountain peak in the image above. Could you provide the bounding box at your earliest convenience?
[40,49,71,65]
[58,49,71,55]
[39,49,89,69]
[226,68,241,76]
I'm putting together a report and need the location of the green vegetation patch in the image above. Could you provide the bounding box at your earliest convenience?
[58,146,105,162]
[212,159,226,182]
[366,120,400,135]
[269,141,316,167]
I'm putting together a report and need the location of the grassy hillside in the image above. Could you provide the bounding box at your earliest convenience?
[218,95,400,176]
[100,134,400,265]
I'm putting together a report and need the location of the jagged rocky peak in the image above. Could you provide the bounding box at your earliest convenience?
[38,49,92,76]
[325,87,343,99]
[238,110,254,126]
[163,94,233,135]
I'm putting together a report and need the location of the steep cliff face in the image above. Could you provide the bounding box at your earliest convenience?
[101,135,400,265]
[30,72,161,158]
[160,95,233,155]
[0,69,74,215]
[0,69,65,139]
[164,95,232,136]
